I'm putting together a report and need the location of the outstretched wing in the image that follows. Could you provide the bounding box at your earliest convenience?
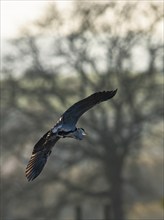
[25,130,60,181]
[62,89,117,127]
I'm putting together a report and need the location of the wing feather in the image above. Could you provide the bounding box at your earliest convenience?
[62,90,117,126]
[25,130,60,181]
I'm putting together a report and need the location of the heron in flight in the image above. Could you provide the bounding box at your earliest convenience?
[25,90,117,181]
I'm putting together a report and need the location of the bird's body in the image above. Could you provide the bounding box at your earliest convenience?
[25,90,117,181]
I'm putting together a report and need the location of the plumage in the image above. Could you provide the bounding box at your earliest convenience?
[25,90,117,181]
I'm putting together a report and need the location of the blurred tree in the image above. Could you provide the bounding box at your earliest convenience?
[1,2,163,220]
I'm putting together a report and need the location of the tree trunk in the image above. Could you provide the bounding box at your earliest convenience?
[110,173,124,220]
[105,156,125,220]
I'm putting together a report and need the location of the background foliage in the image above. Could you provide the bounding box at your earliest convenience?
[1,2,163,220]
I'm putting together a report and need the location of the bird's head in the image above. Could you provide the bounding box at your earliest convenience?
[75,128,87,140]
[79,128,87,136]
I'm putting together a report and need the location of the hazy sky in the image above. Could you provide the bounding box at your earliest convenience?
[2,1,162,40]
[1,1,70,39]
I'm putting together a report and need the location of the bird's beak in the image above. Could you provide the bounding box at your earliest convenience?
[82,130,87,136]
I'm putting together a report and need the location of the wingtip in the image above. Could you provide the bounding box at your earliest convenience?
[25,170,36,181]
[26,175,33,182]
[108,89,117,97]
[103,89,117,93]
[25,166,38,182]
[113,88,118,94]
[25,151,49,182]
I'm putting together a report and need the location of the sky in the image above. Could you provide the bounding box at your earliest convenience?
[1,1,162,74]
[1,1,162,40]
[1,1,70,40]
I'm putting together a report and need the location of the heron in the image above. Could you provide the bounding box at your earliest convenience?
[25,89,117,181]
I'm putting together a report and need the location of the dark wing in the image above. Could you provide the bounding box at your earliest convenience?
[62,89,117,127]
[25,130,60,181]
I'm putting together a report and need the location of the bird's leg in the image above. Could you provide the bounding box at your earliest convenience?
[57,131,69,138]
[58,135,65,138]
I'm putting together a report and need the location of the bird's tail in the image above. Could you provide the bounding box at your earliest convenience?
[25,149,51,181]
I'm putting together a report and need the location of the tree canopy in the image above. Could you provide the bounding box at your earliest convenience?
[1,2,163,220]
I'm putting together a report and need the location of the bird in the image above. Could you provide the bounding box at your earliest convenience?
[25,89,117,181]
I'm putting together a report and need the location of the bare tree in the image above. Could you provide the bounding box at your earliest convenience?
[1,2,163,220]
